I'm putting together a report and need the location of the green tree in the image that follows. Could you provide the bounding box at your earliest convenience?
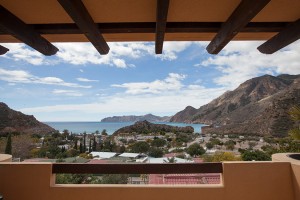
[79,142,83,153]
[74,138,78,150]
[101,129,108,136]
[12,135,35,159]
[120,145,126,153]
[56,174,89,184]
[224,140,236,150]
[92,136,97,151]
[206,142,214,149]
[186,143,205,157]
[62,129,69,138]
[66,148,79,157]
[83,132,86,152]
[103,139,115,152]
[289,105,300,140]
[203,152,241,162]
[131,141,150,153]
[89,139,92,153]
[248,141,257,150]
[241,150,271,161]
[151,138,166,147]
[164,157,176,163]
[148,147,164,158]
[101,174,129,184]
[209,138,222,146]
[5,133,12,154]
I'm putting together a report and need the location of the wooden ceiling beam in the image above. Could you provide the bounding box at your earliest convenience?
[0,5,58,56]
[155,0,170,54]
[57,0,109,55]
[206,0,271,54]
[258,19,300,54]
[0,45,9,55]
[0,22,288,35]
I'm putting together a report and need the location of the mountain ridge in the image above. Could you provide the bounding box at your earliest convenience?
[170,74,300,137]
[0,102,55,136]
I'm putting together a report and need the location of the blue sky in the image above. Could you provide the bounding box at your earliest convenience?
[0,41,300,121]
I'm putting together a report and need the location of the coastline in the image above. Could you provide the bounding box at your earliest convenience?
[44,121,205,135]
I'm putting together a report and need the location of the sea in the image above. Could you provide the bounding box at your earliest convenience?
[44,122,205,135]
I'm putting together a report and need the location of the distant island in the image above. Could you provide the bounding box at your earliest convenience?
[113,120,194,135]
[101,114,171,123]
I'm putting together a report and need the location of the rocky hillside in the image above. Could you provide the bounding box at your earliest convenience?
[0,102,55,136]
[170,74,300,137]
[113,120,194,135]
[101,114,171,122]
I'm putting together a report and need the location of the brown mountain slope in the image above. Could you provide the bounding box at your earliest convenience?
[170,74,300,137]
[0,102,55,136]
[170,106,197,123]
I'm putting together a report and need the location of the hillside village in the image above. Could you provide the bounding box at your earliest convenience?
[1,118,299,184]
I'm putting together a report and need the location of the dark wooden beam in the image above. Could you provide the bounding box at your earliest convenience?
[206,0,271,54]
[258,19,300,54]
[0,45,9,55]
[58,0,109,55]
[0,22,288,35]
[0,5,58,56]
[52,163,223,174]
[155,0,170,54]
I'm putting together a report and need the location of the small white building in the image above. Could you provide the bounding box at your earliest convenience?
[90,151,117,159]
[119,153,141,158]
[205,149,217,154]
[119,153,148,163]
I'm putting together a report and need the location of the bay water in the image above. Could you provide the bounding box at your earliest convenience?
[44,122,205,135]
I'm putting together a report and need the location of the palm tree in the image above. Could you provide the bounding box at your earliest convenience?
[164,157,176,163]
[288,105,300,140]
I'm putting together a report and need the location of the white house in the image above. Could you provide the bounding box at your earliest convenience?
[90,152,117,159]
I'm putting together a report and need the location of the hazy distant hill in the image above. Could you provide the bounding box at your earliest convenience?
[170,74,300,137]
[113,120,193,135]
[101,114,171,123]
[0,102,55,135]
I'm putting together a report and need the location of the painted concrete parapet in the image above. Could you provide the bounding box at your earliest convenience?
[0,162,295,200]
[272,153,300,164]
[0,154,12,162]
[272,153,300,200]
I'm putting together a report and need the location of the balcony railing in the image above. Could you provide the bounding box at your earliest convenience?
[0,159,299,200]
[52,163,223,174]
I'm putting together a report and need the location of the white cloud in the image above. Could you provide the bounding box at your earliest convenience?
[198,41,300,89]
[20,85,226,121]
[0,68,91,88]
[1,42,192,68]
[156,42,193,60]
[76,78,99,82]
[19,70,227,121]
[1,43,49,65]
[52,89,83,97]
[112,59,127,68]
[112,73,186,94]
